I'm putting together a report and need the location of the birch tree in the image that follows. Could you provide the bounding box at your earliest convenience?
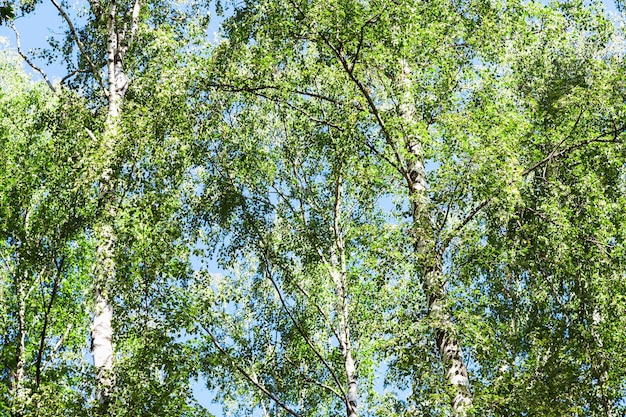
[3,0,626,415]
[189,78,413,415]
[200,0,626,415]
[3,0,210,414]
[451,4,626,415]
[201,1,517,414]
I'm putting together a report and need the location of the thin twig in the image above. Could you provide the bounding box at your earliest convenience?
[284,355,344,400]
[35,256,64,386]
[262,253,348,399]
[444,123,626,250]
[60,69,89,85]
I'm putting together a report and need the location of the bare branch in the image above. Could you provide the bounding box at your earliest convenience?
[84,127,98,142]
[10,22,55,92]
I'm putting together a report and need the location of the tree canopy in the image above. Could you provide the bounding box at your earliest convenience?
[1,0,626,416]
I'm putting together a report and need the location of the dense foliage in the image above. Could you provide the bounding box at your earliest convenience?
[1,0,626,416]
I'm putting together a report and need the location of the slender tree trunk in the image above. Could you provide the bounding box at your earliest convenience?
[12,270,27,417]
[332,255,358,417]
[590,306,614,416]
[91,222,116,407]
[400,60,473,416]
[89,0,132,408]
[329,175,358,417]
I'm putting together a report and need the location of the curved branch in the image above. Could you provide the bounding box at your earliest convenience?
[60,69,90,85]
[284,355,344,400]
[443,123,626,250]
[261,253,348,400]
[10,22,55,92]
[50,0,106,93]
[35,256,64,386]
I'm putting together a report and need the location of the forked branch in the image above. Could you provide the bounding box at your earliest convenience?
[50,0,105,93]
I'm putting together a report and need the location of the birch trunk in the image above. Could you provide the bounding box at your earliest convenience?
[329,176,358,417]
[89,0,134,408]
[11,270,27,417]
[91,222,115,407]
[591,306,614,416]
[400,60,473,416]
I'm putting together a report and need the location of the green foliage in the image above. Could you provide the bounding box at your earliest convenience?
[0,50,94,416]
[2,0,626,416]
[0,4,13,23]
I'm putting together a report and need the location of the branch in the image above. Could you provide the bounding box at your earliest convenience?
[214,83,347,132]
[35,256,64,386]
[436,180,461,241]
[349,12,381,73]
[284,355,344,400]
[129,0,141,46]
[362,138,406,179]
[118,0,142,58]
[310,17,408,184]
[198,323,301,417]
[41,324,73,371]
[10,22,55,92]
[520,128,623,178]
[291,279,342,346]
[205,70,403,178]
[520,107,586,177]
[50,0,106,93]
[444,124,626,250]
[261,253,348,399]
[60,69,90,86]
[87,0,103,20]
[204,80,364,114]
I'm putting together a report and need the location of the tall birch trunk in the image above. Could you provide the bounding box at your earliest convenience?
[329,176,358,417]
[88,0,135,408]
[591,306,614,416]
[399,60,473,416]
[91,222,115,407]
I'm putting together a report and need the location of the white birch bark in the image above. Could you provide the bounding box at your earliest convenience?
[312,173,359,416]
[91,222,116,406]
[399,60,473,417]
[88,0,137,408]
[328,176,358,417]
[591,306,614,416]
